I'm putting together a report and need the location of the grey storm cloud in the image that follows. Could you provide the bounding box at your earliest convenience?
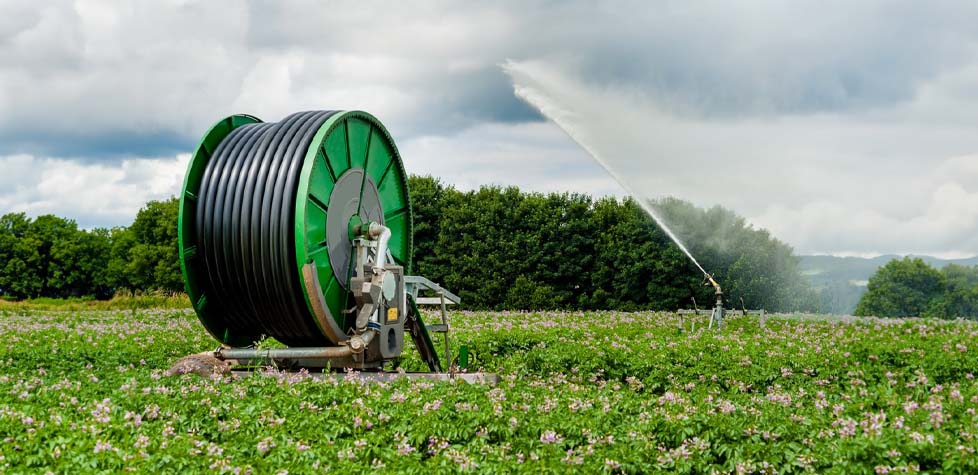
[0,0,541,157]
[1,0,977,257]
[5,1,978,157]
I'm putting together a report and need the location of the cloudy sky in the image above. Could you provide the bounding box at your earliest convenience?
[1,1,976,258]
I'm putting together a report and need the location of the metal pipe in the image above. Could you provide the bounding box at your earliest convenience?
[367,222,392,271]
[216,330,376,361]
[705,274,721,294]
[703,273,724,330]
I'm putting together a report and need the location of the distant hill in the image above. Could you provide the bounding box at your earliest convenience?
[799,255,978,314]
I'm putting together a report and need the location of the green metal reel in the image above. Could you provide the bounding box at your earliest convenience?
[178,111,413,347]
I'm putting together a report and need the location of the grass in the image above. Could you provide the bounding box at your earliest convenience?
[0,291,190,312]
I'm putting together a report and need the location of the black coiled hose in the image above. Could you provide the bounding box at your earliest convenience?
[195,111,338,347]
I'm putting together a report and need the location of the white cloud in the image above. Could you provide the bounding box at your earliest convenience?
[0,1,535,154]
[0,125,622,230]
[1,1,978,257]
[504,59,978,257]
[0,153,188,228]
[399,121,621,197]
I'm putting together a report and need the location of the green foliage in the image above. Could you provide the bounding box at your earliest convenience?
[930,264,978,318]
[0,290,189,312]
[0,213,112,299]
[651,198,819,312]
[106,226,137,290]
[407,175,446,278]
[0,213,43,299]
[855,257,978,319]
[589,197,698,311]
[504,276,561,310]
[119,198,182,293]
[3,178,815,311]
[0,198,181,300]
[413,179,601,310]
[2,309,978,473]
[410,176,816,312]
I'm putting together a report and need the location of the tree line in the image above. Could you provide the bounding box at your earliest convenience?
[411,176,817,312]
[855,257,978,318]
[0,200,180,300]
[2,175,824,312]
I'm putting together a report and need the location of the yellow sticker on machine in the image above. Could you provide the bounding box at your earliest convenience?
[387,307,398,322]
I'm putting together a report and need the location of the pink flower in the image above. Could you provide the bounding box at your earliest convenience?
[540,430,563,444]
[257,437,275,455]
[422,399,442,413]
[93,440,113,453]
[397,441,415,455]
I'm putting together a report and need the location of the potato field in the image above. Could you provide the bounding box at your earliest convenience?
[1,309,977,473]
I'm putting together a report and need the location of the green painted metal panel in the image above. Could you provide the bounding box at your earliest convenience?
[323,121,349,178]
[346,117,371,169]
[365,130,393,182]
[182,110,412,348]
[321,273,346,329]
[309,151,335,203]
[294,111,413,341]
[304,201,328,253]
[384,209,409,262]
[178,114,261,348]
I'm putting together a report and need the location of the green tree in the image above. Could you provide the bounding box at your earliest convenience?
[106,227,137,291]
[0,213,43,299]
[406,176,818,312]
[124,198,182,292]
[408,175,448,279]
[30,215,80,297]
[525,193,596,308]
[503,275,561,310]
[589,198,700,311]
[427,185,529,309]
[47,225,113,298]
[1,175,822,311]
[651,198,818,312]
[927,264,978,319]
[0,213,112,299]
[854,257,945,317]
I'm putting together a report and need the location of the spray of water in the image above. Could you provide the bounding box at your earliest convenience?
[504,61,710,277]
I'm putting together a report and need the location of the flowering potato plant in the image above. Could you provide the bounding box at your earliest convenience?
[1,309,977,473]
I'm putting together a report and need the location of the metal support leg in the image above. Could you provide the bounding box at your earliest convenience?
[440,292,450,372]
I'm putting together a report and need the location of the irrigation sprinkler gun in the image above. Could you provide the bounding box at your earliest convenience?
[705,273,724,330]
[678,273,764,333]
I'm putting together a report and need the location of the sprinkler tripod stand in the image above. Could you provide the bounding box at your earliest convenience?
[677,275,765,333]
[705,274,724,330]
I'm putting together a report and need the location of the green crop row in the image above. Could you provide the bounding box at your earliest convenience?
[1,310,976,473]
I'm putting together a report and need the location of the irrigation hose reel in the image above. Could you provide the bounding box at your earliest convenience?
[177,111,455,373]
